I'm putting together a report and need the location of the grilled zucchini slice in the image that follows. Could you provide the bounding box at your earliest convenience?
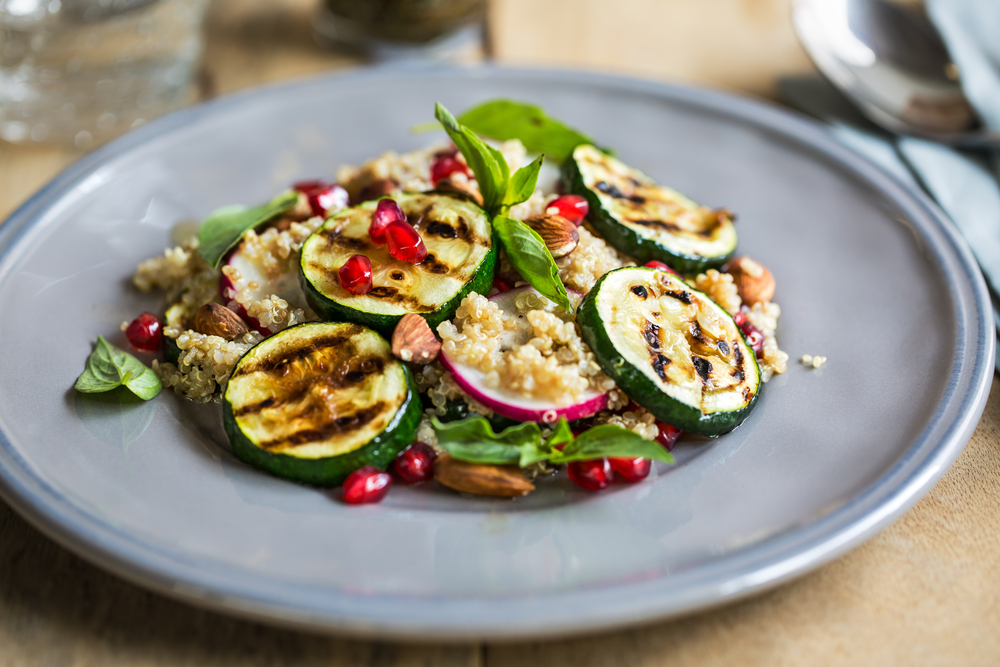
[299,192,496,336]
[223,321,421,486]
[578,267,760,436]
[563,144,737,273]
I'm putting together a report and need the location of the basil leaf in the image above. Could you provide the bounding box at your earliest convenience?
[125,365,163,400]
[435,102,509,215]
[550,425,675,464]
[197,190,300,269]
[519,416,573,467]
[493,216,572,312]
[503,155,543,211]
[458,99,593,164]
[75,336,161,401]
[432,416,539,465]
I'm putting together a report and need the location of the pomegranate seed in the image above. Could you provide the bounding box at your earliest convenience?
[293,180,349,217]
[393,442,436,484]
[370,198,406,243]
[491,276,513,294]
[430,154,470,184]
[546,195,589,225]
[567,458,614,491]
[386,220,428,264]
[338,254,373,294]
[735,308,765,359]
[342,465,391,504]
[644,260,680,277]
[655,422,682,451]
[609,457,651,483]
[125,312,162,352]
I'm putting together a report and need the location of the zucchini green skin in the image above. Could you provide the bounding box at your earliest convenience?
[301,240,496,338]
[561,150,734,274]
[577,269,760,436]
[224,367,422,487]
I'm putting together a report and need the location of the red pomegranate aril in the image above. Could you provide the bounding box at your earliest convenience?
[567,458,614,491]
[745,329,765,359]
[655,422,682,451]
[342,466,392,504]
[546,195,589,225]
[609,457,651,483]
[125,312,163,352]
[734,308,765,358]
[293,180,349,217]
[386,220,428,263]
[644,260,680,277]
[393,442,436,484]
[338,254,373,294]
[491,276,514,294]
[370,198,406,243]
[430,154,470,184]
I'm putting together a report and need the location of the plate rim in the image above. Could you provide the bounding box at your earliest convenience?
[0,64,993,640]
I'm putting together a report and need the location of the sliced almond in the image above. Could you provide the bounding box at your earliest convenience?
[434,176,484,206]
[192,303,249,341]
[391,313,441,364]
[524,214,579,258]
[433,454,535,497]
[726,256,775,305]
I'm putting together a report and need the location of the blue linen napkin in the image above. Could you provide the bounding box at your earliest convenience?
[781,0,1000,371]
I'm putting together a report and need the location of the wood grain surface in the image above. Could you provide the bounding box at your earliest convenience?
[2,0,999,664]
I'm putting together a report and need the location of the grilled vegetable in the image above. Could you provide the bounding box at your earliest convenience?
[562,144,737,273]
[222,321,421,486]
[299,192,496,336]
[578,267,760,436]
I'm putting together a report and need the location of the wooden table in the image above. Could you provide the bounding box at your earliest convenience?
[3,0,1000,663]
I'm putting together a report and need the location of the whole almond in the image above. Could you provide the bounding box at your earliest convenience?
[434,176,484,206]
[391,313,441,364]
[192,303,249,341]
[524,214,579,258]
[726,256,775,305]
[357,178,399,203]
[433,454,535,497]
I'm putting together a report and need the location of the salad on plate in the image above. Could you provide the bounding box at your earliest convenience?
[75,100,789,503]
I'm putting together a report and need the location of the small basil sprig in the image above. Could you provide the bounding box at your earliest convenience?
[75,336,162,400]
[197,190,300,269]
[432,416,674,469]
[434,102,569,310]
[458,99,594,164]
[493,216,571,312]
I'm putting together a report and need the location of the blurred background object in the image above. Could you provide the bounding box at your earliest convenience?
[314,0,486,62]
[0,0,209,147]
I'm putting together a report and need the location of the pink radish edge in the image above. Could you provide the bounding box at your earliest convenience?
[438,285,608,423]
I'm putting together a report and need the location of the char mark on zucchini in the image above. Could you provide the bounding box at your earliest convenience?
[665,290,691,304]
[652,353,670,381]
[235,331,357,375]
[257,401,387,450]
[595,180,645,204]
[717,340,730,355]
[643,321,660,350]
[692,356,712,382]
[631,285,648,298]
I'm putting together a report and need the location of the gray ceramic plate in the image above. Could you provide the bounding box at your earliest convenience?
[0,66,993,641]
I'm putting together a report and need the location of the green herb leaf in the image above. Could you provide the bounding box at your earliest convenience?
[550,425,675,464]
[518,417,573,468]
[75,336,162,401]
[197,190,300,269]
[432,416,540,465]
[458,99,594,164]
[494,215,572,312]
[503,155,543,211]
[435,103,509,215]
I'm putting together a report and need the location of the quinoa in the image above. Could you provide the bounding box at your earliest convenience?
[694,269,742,315]
[133,236,215,303]
[746,301,789,381]
[594,404,660,440]
[438,292,616,406]
[154,329,263,402]
[557,226,630,294]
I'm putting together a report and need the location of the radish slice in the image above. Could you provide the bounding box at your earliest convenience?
[439,286,608,423]
[220,244,312,336]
